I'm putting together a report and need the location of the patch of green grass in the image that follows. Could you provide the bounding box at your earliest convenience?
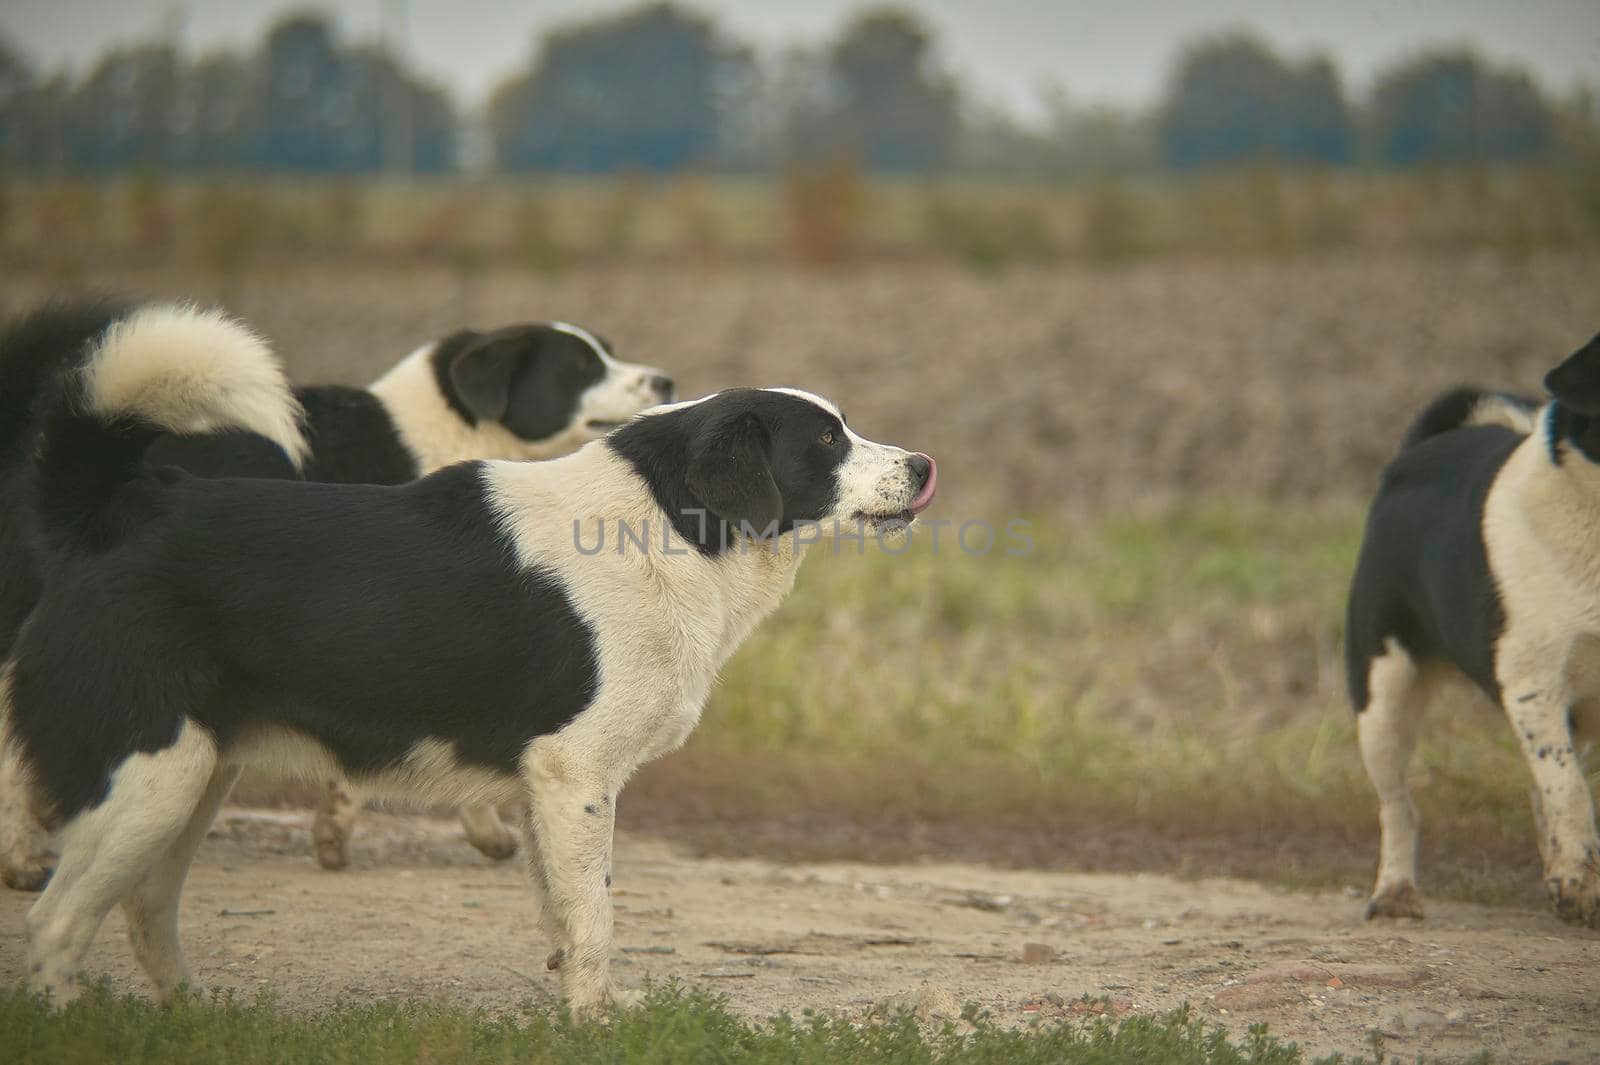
[0,982,1390,1065]
[704,503,1358,758]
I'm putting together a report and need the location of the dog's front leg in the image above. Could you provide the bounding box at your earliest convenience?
[522,746,620,1014]
[1500,652,1600,927]
[514,813,564,973]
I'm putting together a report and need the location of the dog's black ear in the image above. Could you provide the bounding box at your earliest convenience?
[444,331,541,424]
[685,410,783,535]
[1544,333,1600,417]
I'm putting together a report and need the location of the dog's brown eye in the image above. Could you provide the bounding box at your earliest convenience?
[820,430,835,445]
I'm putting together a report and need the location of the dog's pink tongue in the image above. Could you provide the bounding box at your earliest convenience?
[909,453,937,514]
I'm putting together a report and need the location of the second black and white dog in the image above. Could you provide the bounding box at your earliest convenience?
[0,300,673,890]
[1347,335,1600,928]
[3,306,936,1010]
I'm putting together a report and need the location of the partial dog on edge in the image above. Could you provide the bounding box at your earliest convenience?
[1346,333,1600,928]
[0,300,674,890]
[2,306,937,1010]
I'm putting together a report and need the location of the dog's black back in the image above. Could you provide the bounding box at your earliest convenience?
[147,386,417,485]
[1345,425,1520,709]
[17,465,598,820]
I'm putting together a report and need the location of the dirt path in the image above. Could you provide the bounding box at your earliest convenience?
[3,807,1596,1062]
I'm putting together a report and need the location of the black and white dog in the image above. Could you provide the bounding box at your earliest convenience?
[2,306,936,1010]
[1347,334,1600,928]
[0,300,673,890]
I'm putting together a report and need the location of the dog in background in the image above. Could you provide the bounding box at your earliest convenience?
[4,304,935,1010]
[1347,335,1600,927]
[0,299,673,890]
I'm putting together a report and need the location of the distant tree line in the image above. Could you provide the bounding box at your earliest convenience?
[1159,34,1567,170]
[0,15,454,173]
[0,4,1592,176]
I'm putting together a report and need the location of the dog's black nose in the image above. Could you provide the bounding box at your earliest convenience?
[907,452,932,487]
[650,374,674,401]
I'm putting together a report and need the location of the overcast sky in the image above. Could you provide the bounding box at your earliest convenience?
[4,0,1597,120]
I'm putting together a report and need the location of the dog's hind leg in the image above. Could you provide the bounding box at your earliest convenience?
[522,744,620,1014]
[121,763,241,1002]
[311,778,360,871]
[460,803,518,861]
[1358,639,1429,919]
[26,722,218,1005]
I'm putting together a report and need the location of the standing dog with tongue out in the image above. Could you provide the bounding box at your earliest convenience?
[10,343,935,1014]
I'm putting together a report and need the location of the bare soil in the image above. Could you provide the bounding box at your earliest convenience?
[3,808,1595,1063]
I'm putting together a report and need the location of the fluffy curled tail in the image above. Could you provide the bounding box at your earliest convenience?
[1398,386,1540,452]
[31,304,307,550]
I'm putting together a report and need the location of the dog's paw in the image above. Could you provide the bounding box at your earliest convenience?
[1364,881,1425,920]
[607,986,644,1010]
[1,854,54,892]
[311,780,359,871]
[563,988,611,1021]
[465,824,518,862]
[564,981,639,1022]
[29,970,81,1010]
[1548,868,1600,928]
[311,817,352,871]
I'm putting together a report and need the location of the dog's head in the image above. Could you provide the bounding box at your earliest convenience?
[609,387,936,554]
[433,322,673,456]
[1543,332,1600,463]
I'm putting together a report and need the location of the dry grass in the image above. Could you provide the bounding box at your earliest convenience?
[2,167,1597,277]
[783,160,869,266]
[6,251,1592,512]
[4,250,1598,905]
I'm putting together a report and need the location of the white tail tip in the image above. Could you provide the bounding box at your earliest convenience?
[86,305,308,469]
